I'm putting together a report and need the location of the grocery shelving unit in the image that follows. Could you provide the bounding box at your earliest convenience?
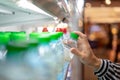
[0,0,85,80]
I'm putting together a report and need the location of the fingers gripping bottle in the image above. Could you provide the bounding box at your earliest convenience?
[64,32,79,61]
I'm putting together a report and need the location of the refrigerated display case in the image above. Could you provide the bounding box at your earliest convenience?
[0,0,85,80]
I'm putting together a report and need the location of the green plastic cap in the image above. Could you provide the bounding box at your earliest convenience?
[11,32,25,34]
[29,32,41,45]
[38,35,50,44]
[9,33,28,47]
[0,34,10,44]
[56,32,63,38]
[29,32,41,39]
[50,32,58,41]
[70,32,79,40]
[10,33,27,42]
[40,32,50,36]
[5,32,11,36]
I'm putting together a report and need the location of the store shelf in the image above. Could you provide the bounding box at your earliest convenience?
[0,0,54,26]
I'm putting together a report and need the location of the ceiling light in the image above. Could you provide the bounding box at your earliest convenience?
[105,0,111,5]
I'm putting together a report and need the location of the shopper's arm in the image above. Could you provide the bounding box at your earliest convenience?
[70,31,101,70]
[70,31,120,80]
[94,59,120,80]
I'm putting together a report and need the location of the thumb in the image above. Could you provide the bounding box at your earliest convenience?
[70,48,82,57]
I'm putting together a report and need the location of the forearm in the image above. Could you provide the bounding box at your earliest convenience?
[94,59,120,80]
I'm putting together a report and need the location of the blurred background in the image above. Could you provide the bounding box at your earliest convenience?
[84,0,120,80]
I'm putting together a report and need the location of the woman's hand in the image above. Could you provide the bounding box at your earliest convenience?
[70,31,101,70]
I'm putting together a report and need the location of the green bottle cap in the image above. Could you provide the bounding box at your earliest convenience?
[70,32,79,40]
[29,32,41,39]
[10,33,28,47]
[59,32,63,37]
[0,34,10,44]
[29,32,41,45]
[57,32,63,38]
[40,32,50,36]
[11,32,25,34]
[5,32,11,36]
[0,32,4,34]
[50,32,58,41]
[38,35,50,44]
[20,31,26,34]
[10,33,27,42]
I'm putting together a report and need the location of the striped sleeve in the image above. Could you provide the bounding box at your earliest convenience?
[94,59,120,80]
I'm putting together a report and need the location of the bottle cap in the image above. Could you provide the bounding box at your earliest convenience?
[0,34,10,44]
[57,32,63,37]
[29,32,41,40]
[29,32,40,45]
[10,33,27,42]
[50,32,58,41]
[70,32,79,40]
[38,35,50,44]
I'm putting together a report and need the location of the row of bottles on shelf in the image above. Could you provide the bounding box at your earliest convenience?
[0,31,79,80]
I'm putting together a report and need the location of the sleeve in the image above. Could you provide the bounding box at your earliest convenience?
[94,59,120,80]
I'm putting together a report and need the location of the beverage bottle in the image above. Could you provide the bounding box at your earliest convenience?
[56,32,64,67]
[50,32,64,76]
[58,32,79,80]
[6,32,28,63]
[25,32,46,80]
[50,32,59,55]
[63,32,79,61]
[0,33,9,60]
[24,32,40,67]
[55,32,70,80]
[4,32,30,80]
[26,32,54,80]
[38,34,56,80]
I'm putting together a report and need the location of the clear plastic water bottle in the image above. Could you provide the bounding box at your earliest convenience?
[58,32,79,80]
[63,32,79,61]
[0,33,9,60]
[50,32,64,78]
[25,32,48,80]
[25,32,58,80]
[54,32,69,80]
[56,32,64,68]
[4,32,31,80]
[6,32,27,63]
[25,32,40,67]
[38,34,57,80]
